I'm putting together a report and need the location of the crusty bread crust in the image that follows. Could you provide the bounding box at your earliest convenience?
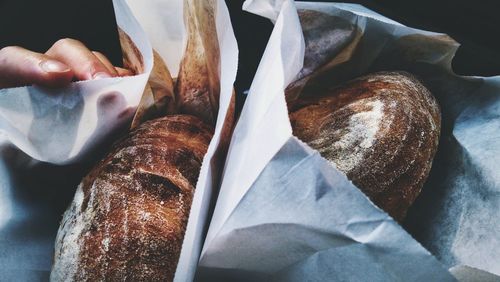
[290,71,441,221]
[51,115,213,281]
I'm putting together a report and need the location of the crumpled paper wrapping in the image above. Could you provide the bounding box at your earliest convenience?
[198,0,500,280]
[0,0,238,280]
[199,138,453,281]
[450,265,500,282]
[0,0,153,165]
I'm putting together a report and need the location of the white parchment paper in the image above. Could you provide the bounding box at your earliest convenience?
[170,0,238,281]
[199,0,500,280]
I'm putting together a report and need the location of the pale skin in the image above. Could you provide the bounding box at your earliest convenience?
[0,38,132,89]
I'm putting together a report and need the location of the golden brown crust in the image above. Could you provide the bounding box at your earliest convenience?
[52,115,213,281]
[290,71,441,221]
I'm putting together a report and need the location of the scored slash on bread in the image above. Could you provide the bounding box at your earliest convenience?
[285,10,442,222]
[51,115,213,281]
[51,0,233,281]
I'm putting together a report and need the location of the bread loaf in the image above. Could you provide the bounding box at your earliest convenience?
[51,115,213,281]
[290,71,440,221]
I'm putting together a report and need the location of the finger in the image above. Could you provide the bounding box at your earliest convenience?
[115,67,133,77]
[92,51,118,76]
[0,46,73,88]
[46,38,113,81]
[93,51,134,77]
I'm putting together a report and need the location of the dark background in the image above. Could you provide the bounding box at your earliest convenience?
[227,0,500,98]
[0,0,123,66]
[1,0,499,96]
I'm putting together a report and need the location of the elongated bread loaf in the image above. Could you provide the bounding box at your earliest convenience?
[51,115,213,281]
[290,71,441,221]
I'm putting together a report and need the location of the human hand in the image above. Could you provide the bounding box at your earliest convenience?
[0,38,132,89]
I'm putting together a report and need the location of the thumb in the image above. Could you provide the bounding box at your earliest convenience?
[0,46,74,89]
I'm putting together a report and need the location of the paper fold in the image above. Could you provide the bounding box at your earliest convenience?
[202,0,304,254]
[0,0,153,164]
[200,0,500,280]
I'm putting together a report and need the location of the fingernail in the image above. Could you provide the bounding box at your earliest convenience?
[40,60,70,73]
[93,72,112,80]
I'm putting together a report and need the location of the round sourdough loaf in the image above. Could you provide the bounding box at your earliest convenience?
[290,71,441,221]
[51,115,213,281]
